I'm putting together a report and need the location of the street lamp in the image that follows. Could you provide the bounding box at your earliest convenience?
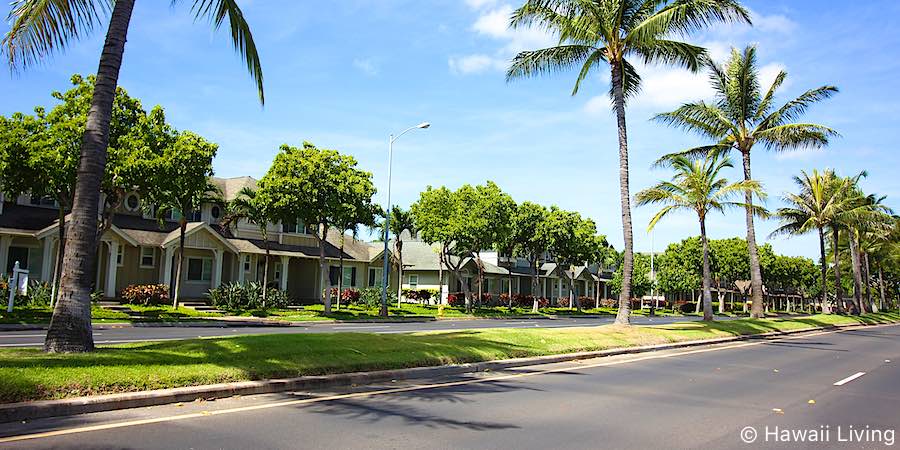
[380,122,430,317]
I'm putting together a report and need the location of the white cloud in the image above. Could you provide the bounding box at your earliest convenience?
[352,58,379,76]
[754,12,796,34]
[451,3,556,76]
[448,54,507,75]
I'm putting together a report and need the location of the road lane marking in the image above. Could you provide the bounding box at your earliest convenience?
[0,334,45,338]
[330,325,391,330]
[4,323,892,444]
[833,371,866,386]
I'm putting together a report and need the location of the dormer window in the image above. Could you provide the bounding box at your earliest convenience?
[210,205,222,221]
[125,193,140,212]
[30,195,56,207]
[282,218,306,234]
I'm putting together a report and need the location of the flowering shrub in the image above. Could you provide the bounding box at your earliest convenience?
[578,296,595,309]
[121,284,169,306]
[557,297,570,308]
[341,288,361,303]
[448,293,466,307]
[599,298,618,308]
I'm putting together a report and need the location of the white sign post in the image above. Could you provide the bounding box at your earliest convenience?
[7,261,29,313]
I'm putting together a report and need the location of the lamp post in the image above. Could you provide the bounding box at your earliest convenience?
[380,122,430,317]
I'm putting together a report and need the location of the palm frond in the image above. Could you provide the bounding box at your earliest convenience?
[506,45,598,82]
[2,0,109,68]
[755,123,839,152]
[757,85,839,130]
[626,0,750,46]
[629,38,705,72]
[188,0,264,104]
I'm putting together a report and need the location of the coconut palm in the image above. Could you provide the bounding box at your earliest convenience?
[839,187,894,313]
[636,153,763,321]
[221,187,274,305]
[4,0,264,352]
[771,169,849,313]
[655,45,839,318]
[381,206,416,308]
[506,0,750,325]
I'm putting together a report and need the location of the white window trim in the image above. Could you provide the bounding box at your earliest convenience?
[124,193,141,212]
[243,254,252,273]
[408,274,418,289]
[139,247,155,268]
[342,266,355,287]
[116,245,124,267]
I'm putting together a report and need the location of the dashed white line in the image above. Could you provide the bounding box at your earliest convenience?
[330,325,392,330]
[833,371,866,386]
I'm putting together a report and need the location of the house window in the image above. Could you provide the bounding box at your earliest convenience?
[501,279,509,293]
[188,210,202,222]
[328,266,341,286]
[368,268,383,287]
[187,257,212,282]
[210,205,222,221]
[6,247,30,273]
[125,193,140,211]
[29,195,55,207]
[408,274,418,289]
[341,267,357,287]
[274,262,283,281]
[243,255,252,272]
[282,218,306,234]
[116,245,124,267]
[483,278,491,292]
[140,247,155,268]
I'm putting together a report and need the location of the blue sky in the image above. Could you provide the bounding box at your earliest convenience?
[3,0,899,258]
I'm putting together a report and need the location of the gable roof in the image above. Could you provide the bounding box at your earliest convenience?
[209,176,258,202]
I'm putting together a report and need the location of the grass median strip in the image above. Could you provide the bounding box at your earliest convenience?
[1,312,897,404]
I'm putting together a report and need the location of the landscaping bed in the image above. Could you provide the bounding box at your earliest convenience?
[1,312,897,404]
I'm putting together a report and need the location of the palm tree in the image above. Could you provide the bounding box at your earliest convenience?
[655,45,838,318]
[636,153,763,321]
[839,187,894,314]
[506,0,749,325]
[771,170,848,313]
[382,206,416,308]
[221,187,273,305]
[4,1,264,352]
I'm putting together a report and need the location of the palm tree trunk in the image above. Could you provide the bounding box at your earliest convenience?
[261,227,269,305]
[531,258,539,313]
[817,226,830,313]
[699,217,714,322]
[338,235,344,310]
[173,220,187,308]
[739,150,765,319]
[610,60,632,325]
[51,206,66,307]
[864,252,875,313]
[848,232,865,314]
[832,226,844,312]
[318,223,331,314]
[396,249,403,309]
[44,0,136,353]
[877,264,886,311]
[507,272,514,310]
[437,250,444,305]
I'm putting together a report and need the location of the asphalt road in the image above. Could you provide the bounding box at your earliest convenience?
[2,323,897,449]
[0,315,730,347]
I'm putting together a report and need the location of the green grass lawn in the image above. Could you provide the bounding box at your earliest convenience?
[232,303,693,321]
[1,312,896,404]
[0,304,221,324]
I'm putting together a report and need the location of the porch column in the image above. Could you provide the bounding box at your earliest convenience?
[211,249,223,288]
[162,246,174,286]
[105,241,119,298]
[603,282,608,299]
[41,237,56,282]
[280,256,289,291]
[236,252,245,283]
[557,277,562,300]
[0,235,11,274]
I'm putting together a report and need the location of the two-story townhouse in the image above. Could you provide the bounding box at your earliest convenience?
[0,176,398,303]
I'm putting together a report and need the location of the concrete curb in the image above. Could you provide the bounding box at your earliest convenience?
[2,320,891,424]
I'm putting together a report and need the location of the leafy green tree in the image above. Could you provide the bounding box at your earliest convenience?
[471,182,516,304]
[258,142,376,315]
[4,0,264,353]
[543,208,599,311]
[333,184,378,309]
[139,132,218,308]
[611,252,651,299]
[636,154,763,320]
[221,187,275,304]
[656,238,702,298]
[511,201,550,312]
[506,0,749,325]
[0,75,151,305]
[656,45,838,318]
[771,169,851,312]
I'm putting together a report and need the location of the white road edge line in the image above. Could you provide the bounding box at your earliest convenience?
[833,371,866,386]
